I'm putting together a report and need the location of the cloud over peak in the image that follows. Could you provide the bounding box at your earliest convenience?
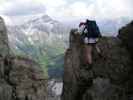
[0,0,132,24]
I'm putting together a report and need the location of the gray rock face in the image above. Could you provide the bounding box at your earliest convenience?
[0,80,12,100]
[118,21,133,99]
[0,16,10,57]
[118,21,133,57]
[0,16,47,100]
[62,29,132,100]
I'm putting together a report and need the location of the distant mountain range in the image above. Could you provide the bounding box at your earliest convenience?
[97,17,131,36]
[7,14,70,78]
[8,14,70,48]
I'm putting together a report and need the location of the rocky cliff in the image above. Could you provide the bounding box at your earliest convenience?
[62,26,133,100]
[118,21,133,99]
[118,21,133,58]
[0,16,47,100]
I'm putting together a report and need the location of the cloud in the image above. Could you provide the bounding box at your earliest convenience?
[34,0,133,20]
[0,0,133,20]
[34,0,67,17]
[0,0,46,16]
[58,0,133,19]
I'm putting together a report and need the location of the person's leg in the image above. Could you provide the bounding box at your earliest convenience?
[95,44,104,58]
[95,44,101,54]
[84,44,92,64]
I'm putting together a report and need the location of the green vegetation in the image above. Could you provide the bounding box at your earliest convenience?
[11,37,65,78]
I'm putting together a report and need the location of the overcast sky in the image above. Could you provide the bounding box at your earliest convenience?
[0,0,133,25]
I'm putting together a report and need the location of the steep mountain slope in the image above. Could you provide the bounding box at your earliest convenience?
[8,14,69,52]
[7,14,70,78]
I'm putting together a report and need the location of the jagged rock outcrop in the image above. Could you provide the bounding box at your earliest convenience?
[0,16,10,57]
[0,16,47,100]
[118,21,133,99]
[62,29,132,100]
[118,21,133,57]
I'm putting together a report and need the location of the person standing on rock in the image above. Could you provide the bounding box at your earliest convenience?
[79,19,102,67]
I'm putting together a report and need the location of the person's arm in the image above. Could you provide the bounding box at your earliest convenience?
[78,25,85,34]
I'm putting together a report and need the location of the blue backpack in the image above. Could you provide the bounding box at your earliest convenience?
[85,20,101,38]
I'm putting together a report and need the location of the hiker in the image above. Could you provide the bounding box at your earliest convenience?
[79,19,102,66]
